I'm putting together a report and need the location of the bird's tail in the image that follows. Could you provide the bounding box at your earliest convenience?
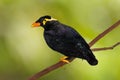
[86,57,98,65]
[83,51,98,66]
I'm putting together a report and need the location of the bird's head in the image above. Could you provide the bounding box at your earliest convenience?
[32,15,57,27]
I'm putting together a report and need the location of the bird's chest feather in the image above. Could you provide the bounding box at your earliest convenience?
[44,30,64,46]
[44,28,75,51]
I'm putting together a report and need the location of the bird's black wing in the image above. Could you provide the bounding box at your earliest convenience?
[62,24,90,50]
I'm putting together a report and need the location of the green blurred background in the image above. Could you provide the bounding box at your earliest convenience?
[0,0,120,80]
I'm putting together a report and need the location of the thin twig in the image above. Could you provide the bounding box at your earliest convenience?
[91,42,120,51]
[89,20,120,47]
[29,20,120,80]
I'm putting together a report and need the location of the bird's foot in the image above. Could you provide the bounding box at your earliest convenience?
[60,56,70,63]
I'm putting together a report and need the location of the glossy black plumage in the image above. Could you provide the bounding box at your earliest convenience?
[34,15,98,65]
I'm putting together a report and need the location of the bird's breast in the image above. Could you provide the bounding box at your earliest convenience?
[44,30,64,50]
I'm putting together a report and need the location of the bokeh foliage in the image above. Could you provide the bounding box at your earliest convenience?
[0,0,120,80]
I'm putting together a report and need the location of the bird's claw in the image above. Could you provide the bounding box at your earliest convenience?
[60,56,70,63]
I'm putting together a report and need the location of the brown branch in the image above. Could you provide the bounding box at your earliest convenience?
[28,20,120,80]
[91,42,120,51]
[28,57,74,80]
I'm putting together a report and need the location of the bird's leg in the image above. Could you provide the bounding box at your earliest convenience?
[91,42,120,51]
[60,56,70,63]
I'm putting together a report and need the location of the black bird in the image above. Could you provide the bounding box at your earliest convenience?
[32,15,98,65]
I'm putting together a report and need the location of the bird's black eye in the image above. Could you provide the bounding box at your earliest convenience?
[43,19,47,23]
[44,19,46,21]
[42,19,49,25]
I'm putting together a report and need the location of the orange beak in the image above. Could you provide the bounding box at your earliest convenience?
[32,22,41,27]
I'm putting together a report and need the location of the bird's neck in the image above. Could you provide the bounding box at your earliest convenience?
[44,21,59,30]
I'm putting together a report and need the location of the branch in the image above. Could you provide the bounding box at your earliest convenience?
[91,42,120,51]
[28,20,120,80]
[28,57,74,80]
